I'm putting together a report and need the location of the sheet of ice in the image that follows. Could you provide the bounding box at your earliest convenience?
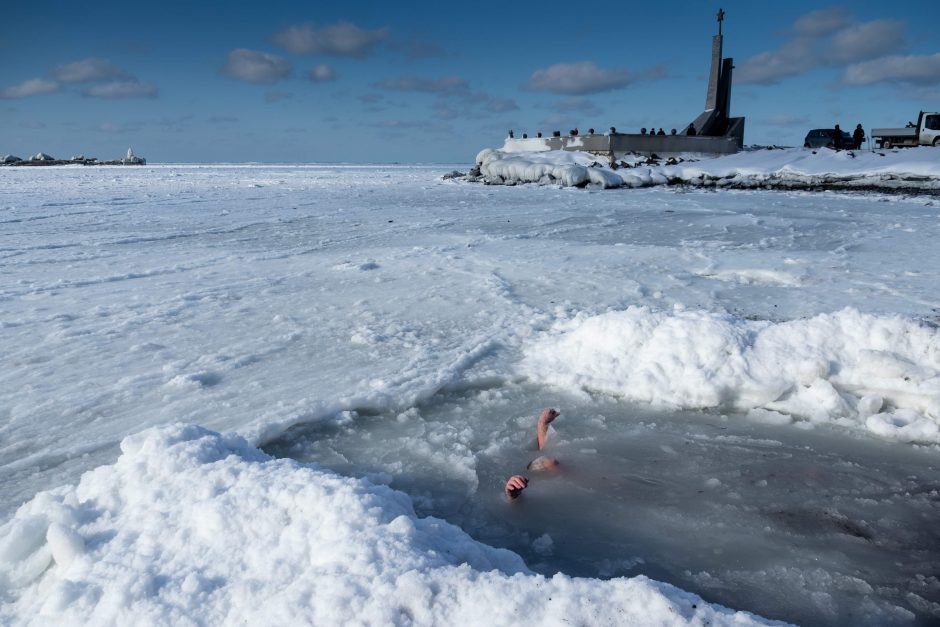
[474,146,940,190]
[6,164,938,518]
[521,307,940,443]
[3,164,940,625]
[0,424,782,626]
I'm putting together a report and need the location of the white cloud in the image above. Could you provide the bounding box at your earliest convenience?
[430,92,517,119]
[793,7,851,38]
[524,62,635,95]
[83,80,157,99]
[826,20,906,64]
[309,64,336,82]
[736,40,817,85]
[53,58,125,83]
[377,75,467,93]
[0,78,60,99]
[221,49,291,84]
[375,75,513,119]
[273,22,388,57]
[842,53,940,86]
[738,10,915,86]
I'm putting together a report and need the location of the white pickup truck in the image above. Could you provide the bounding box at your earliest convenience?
[871,111,940,148]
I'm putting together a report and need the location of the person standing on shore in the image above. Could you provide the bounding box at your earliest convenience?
[853,124,865,150]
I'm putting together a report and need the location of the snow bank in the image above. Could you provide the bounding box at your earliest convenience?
[521,307,940,444]
[469,147,940,191]
[0,425,783,626]
[475,148,623,188]
[662,147,940,191]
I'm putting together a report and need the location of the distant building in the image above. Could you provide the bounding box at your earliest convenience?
[122,147,146,165]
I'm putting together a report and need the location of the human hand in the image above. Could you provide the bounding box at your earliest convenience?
[538,408,560,425]
[505,475,528,500]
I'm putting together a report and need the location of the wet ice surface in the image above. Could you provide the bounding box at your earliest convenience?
[265,384,940,627]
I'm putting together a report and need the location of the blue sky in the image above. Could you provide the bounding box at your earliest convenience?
[2,1,938,163]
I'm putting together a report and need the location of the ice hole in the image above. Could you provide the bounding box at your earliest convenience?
[263,383,940,627]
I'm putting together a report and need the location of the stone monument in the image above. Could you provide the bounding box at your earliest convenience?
[691,8,742,139]
[500,9,745,158]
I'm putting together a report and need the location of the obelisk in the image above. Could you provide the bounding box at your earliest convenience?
[704,8,724,112]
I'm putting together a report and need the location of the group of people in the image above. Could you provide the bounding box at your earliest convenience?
[640,127,684,136]
[833,123,866,150]
[640,125,698,136]
[509,124,702,141]
[513,121,867,147]
[504,408,562,500]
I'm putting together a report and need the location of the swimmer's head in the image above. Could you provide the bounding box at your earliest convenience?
[527,456,560,471]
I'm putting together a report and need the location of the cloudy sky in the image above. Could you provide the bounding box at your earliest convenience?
[2,0,938,162]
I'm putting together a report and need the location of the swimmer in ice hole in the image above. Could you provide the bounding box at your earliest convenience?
[505,408,560,500]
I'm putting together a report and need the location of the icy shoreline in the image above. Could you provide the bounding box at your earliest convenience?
[464,146,940,193]
[0,424,786,626]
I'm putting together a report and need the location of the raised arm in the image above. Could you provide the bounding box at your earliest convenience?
[537,408,559,450]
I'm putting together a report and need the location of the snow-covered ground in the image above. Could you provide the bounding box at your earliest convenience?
[2,164,940,625]
[474,145,940,191]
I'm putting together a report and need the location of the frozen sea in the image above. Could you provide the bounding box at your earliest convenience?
[2,163,940,626]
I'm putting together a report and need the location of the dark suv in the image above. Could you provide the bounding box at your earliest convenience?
[804,128,853,149]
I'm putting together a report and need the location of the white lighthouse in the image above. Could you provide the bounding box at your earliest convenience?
[122,147,146,165]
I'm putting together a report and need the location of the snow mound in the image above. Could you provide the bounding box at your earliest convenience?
[469,147,940,191]
[476,148,623,188]
[0,424,785,626]
[663,147,940,191]
[521,307,940,444]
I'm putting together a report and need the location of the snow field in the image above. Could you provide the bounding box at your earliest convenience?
[3,164,940,625]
